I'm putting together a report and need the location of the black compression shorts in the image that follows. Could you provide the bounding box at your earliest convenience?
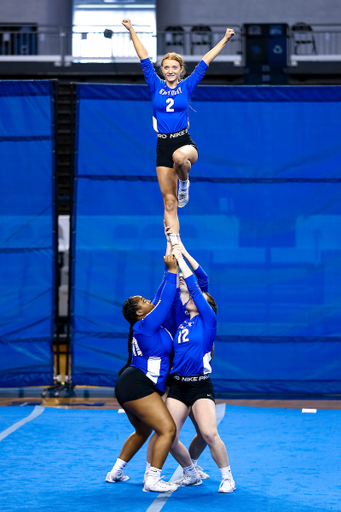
[156,129,198,168]
[115,366,163,407]
[167,374,215,407]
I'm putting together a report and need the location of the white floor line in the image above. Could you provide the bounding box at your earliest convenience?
[146,403,226,512]
[0,406,45,442]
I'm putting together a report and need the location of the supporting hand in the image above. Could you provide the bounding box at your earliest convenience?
[164,220,171,244]
[164,254,177,272]
[171,243,183,263]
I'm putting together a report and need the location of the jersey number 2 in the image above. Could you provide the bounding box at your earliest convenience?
[166,98,174,112]
[178,328,189,344]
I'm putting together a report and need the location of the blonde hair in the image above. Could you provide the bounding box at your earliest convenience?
[160,53,186,79]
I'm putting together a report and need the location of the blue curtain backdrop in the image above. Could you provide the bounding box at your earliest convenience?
[0,80,55,387]
[72,83,341,393]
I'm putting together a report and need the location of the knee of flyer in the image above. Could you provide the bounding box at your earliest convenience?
[164,193,177,213]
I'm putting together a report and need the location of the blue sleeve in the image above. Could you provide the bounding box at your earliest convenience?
[140,58,160,93]
[152,265,168,305]
[184,60,208,97]
[162,287,184,338]
[173,287,187,330]
[194,265,209,292]
[185,274,216,329]
[140,272,177,335]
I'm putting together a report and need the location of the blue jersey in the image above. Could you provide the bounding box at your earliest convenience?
[130,271,176,392]
[140,58,208,133]
[153,263,209,336]
[170,274,217,376]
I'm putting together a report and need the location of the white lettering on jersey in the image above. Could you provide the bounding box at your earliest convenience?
[146,357,161,384]
[132,337,143,357]
[177,328,190,344]
[159,86,182,96]
[166,98,174,112]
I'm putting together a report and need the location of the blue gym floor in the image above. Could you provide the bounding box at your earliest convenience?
[0,404,340,512]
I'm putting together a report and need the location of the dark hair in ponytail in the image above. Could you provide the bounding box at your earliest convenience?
[118,297,139,376]
[204,292,217,315]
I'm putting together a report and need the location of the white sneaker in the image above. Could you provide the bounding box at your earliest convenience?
[196,465,210,479]
[177,180,190,208]
[105,471,129,483]
[174,472,202,487]
[218,477,236,493]
[143,476,178,493]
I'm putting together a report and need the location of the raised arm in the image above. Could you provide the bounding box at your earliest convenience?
[202,28,235,66]
[141,255,177,335]
[178,234,208,292]
[172,243,193,280]
[152,224,173,304]
[122,18,149,60]
[186,275,216,329]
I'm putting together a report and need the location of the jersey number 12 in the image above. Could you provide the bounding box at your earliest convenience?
[166,98,175,112]
[178,328,189,344]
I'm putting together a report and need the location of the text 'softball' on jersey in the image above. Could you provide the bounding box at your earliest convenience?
[130,271,177,392]
[170,274,217,377]
[140,58,208,134]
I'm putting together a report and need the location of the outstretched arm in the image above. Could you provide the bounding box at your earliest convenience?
[172,243,193,279]
[152,225,173,304]
[141,256,177,335]
[178,234,209,292]
[202,28,235,66]
[122,18,149,60]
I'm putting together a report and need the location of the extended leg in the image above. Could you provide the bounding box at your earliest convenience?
[192,399,229,467]
[192,399,236,493]
[156,166,179,234]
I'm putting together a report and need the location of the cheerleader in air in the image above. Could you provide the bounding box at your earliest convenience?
[122,19,234,234]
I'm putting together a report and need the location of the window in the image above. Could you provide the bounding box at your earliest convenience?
[72,0,156,61]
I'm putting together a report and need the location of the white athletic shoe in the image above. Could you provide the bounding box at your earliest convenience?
[105,470,130,483]
[174,472,202,487]
[143,476,178,493]
[218,477,236,493]
[195,465,210,480]
[177,180,190,208]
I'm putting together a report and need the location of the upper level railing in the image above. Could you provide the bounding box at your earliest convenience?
[157,25,243,65]
[289,24,341,64]
[0,23,340,66]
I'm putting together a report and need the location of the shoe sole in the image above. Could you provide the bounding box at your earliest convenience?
[143,486,177,493]
[218,486,236,493]
[105,472,129,483]
[176,480,202,487]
